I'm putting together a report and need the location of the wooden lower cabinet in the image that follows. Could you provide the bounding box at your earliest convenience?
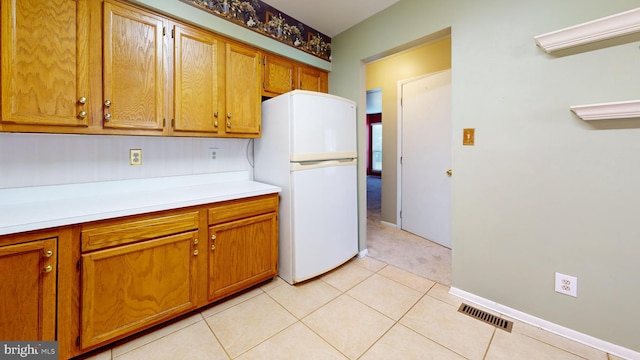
[0,237,57,341]
[208,213,278,301]
[0,194,278,358]
[80,231,199,349]
[70,194,278,356]
[208,194,279,301]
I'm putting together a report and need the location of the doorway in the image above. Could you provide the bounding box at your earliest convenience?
[363,34,452,284]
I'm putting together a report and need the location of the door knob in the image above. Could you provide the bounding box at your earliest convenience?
[446,169,452,177]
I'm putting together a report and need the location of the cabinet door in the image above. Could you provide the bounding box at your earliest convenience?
[173,24,223,133]
[80,231,198,348]
[225,42,262,136]
[298,65,328,93]
[208,213,277,301]
[263,54,294,96]
[0,0,89,127]
[102,1,164,131]
[0,238,57,340]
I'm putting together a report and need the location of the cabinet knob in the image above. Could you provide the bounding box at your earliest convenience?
[43,265,53,273]
[211,244,216,251]
[104,113,112,121]
[104,100,112,107]
[78,111,87,119]
[78,96,87,104]
[226,121,231,128]
[211,234,216,240]
[214,120,219,127]
[44,250,53,258]
[193,238,199,245]
[193,249,199,256]
[214,111,219,118]
[226,112,232,119]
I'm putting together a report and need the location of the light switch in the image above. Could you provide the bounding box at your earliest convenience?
[463,128,475,146]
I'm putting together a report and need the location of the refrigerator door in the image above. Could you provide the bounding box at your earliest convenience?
[289,91,357,162]
[288,160,358,283]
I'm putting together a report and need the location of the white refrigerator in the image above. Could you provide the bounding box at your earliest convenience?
[254,90,358,285]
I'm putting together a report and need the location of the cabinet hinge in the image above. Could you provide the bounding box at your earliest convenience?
[162,26,165,37]
[171,119,175,127]
[163,118,166,127]
[400,210,402,219]
[76,259,81,271]
[263,56,266,65]
[172,28,175,39]
[76,336,80,347]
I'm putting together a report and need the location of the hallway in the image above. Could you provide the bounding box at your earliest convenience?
[365,175,451,285]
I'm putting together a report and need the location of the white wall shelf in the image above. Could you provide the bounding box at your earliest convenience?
[534,7,640,53]
[570,100,640,121]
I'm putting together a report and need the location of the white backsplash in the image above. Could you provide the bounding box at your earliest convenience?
[0,133,254,189]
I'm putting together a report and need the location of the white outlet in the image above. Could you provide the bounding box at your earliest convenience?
[555,272,577,297]
[209,147,218,162]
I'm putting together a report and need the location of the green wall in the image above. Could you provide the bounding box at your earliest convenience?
[332,0,640,353]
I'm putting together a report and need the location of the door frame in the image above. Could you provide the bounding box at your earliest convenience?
[396,70,452,232]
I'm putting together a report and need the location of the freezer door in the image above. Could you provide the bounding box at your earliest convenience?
[289,161,358,283]
[290,92,357,162]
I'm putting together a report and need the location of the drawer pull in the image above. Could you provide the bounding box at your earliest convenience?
[193,238,199,245]
[78,110,87,119]
[43,265,53,273]
[211,234,216,240]
[79,96,87,104]
[193,249,199,256]
[211,244,216,251]
[44,250,53,258]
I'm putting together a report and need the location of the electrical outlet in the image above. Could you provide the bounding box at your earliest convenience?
[208,147,218,162]
[129,149,142,166]
[555,272,577,297]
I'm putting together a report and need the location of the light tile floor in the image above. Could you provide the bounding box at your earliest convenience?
[81,256,624,360]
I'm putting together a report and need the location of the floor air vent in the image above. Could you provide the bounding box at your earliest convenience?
[457,303,513,332]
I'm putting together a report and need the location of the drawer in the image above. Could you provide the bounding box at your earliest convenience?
[208,194,278,225]
[81,211,200,252]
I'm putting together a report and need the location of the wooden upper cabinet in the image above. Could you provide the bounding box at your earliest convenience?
[0,238,57,341]
[263,54,295,96]
[0,0,90,127]
[298,65,329,93]
[173,24,223,134]
[225,42,262,136]
[102,0,165,131]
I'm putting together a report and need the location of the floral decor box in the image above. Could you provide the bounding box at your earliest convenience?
[180,0,332,61]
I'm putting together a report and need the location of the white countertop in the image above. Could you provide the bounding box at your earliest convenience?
[0,172,280,236]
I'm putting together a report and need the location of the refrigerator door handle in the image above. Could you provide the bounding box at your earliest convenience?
[290,159,357,171]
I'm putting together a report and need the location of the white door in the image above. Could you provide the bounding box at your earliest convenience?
[399,70,452,248]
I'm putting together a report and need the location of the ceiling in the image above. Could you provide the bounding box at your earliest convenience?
[260,0,401,38]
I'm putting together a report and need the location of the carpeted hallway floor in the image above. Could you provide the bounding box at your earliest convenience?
[365,175,452,285]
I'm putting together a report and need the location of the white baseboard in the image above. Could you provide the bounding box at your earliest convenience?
[380,220,398,228]
[449,287,640,360]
